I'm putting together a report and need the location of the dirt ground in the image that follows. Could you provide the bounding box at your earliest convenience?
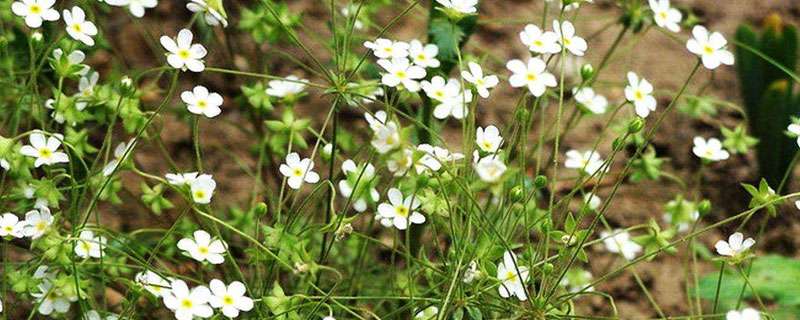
[80,0,800,318]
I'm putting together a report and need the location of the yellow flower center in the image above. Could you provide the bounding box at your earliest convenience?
[703,45,715,54]
[29,4,42,14]
[395,205,409,218]
[659,11,668,19]
[3,226,12,233]
[483,142,493,150]
[634,90,644,100]
[194,190,206,199]
[81,241,91,251]
[223,295,234,305]
[181,299,193,308]
[38,148,53,159]
[505,271,518,282]
[198,246,209,254]
[36,222,47,231]
[71,23,82,33]
[197,100,207,109]
[533,40,543,47]
[526,72,537,81]
[292,168,303,177]
[395,70,407,79]
[178,49,191,60]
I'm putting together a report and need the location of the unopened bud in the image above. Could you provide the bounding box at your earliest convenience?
[628,118,645,134]
[534,175,548,189]
[580,64,595,81]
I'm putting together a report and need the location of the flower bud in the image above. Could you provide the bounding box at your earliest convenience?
[628,118,645,134]
[254,202,268,216]
[510,185,525,202]
[534,175,548,189]
[31,32,43,42]
[543,263,554,274]
[697,200,712,216]
[580,64,595,81]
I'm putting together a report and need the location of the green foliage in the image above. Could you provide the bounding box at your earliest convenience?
[735,15,800,185]
[696,256,800,316]
[239,1,301,44]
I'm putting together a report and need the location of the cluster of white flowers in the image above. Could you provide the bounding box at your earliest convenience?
[565,149,608,176]
[600,229,642,260]
[162,279,253,320]
[0,207,54,241]
[166,172,218,204]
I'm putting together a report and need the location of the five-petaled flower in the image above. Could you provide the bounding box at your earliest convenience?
[715,232,755,257]
[377,188,426,230]
[687,25,735,70]
[279,152,321,190]
[182,85,224,118]
[160,29,208,72]
[624,72,657,118]
[208,279,254,318]
[162,279,213,320]
[692,137,730,162]
[63,7,98,46]
[178,230,227,264]
[74,230,107,259]
[20,132,70,167]
[507,58,557,97]
[11,0,59,28]
[649,0,682,32]
[496,251,529,301]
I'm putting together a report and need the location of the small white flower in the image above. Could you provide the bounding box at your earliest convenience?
[573,87,608,114]
[11,0,59,28]
[22,208,53,239]
[163,279,213,320]
[190,174,216,204]
[160,29,207,72]
[208,279,254,318]
[103,139,135,176]
[507,58,557,97]
[187,0,228,27]
[365,110,389,131]
[387,148,414,176]
[364,38,409,59]
[687,25,735,70]
[422,76,459,103]
[726,308,760,320]
[519,24,560,54]
[338,160,379,212]
[462,260,480,283]
[166,172,199,186]
[715,232,755,257]
[32,281,75,315]
[565,150,607,176]
[433,89,473,120]
[473,154,507,183]
[435,0,478,14]
[63,7,98,46]
[624,72,657,118]
[75,71,99,110]
[553,20,587,56]
[20,132,69,167]
[649,0,682,33]
[372,122,402,154]
[584,192,602,211]
[415,144,454,174]
[135,270,173,298]
[692,137,730,162]
[177,230,227,264]
[476,125,503,153]
[0,213,24,238]
[182,85,223,118]
[105,0,158,18]
[266,76,307,98]
[279,153,320,190]
[601,230,642,260]
[74,230,107,259]
[378,58,426,92]
[496,251,529,301]
[461,62,499,98]
[409,40,440,69]
[377,188,425,230]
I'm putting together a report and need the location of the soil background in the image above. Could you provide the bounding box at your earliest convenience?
[32,0,800,319]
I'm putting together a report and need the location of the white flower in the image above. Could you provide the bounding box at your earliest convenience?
[75,71,99,110]
[20,132,69,167]
[341,6,363,30]
[166,172,199,186]
[365,110,389,131]
[692,137,730,162]
[32,281,75,315]
[135,270,173,298]
[11,0,59,28]
[496,251,529,301]
[160,29,207,72]
[0,297,2,313]
[83,310,120,320]
[105,0,158,18]
[163,279,213,320]
[473,154,507,183]
[624,72,657,118]
[462,260,480,283]
[364,38,409,59]
[415,306,439,319]
[715,232,755,257]
[416,144,458,174]
[726,308,760,320]
[208,279,254,318]
[178,230,227,264]
[476,125,503,153]
[338,160,379,212]
[649,0,681,33]
[584,192,601,211]
[553,20,587,56]
[519,24,560,54]
[377,188,425,230]
[103,140,135,176]
[507,58,557,97]
[378,58,426,92]
[182,85,223,118]
[0,213,24,238]
[435,0,478,14]
[279,153,320,189]
[789,123,800,147]
[461,62,499,98]
[573,87,608,114]
[187,0,228,27]
[63,7,97,46]
[433,89,473,120]
[74,230,107,259]
[22,208,53,239]
[601,230,642,260]
[565,150,607,176]
[409,40,440,69]
[190,174,216,204]
[266,76,307,98]
[422,76,459,103]
[372,122,401,154]
[387,148,414,176]
[687,25,735,70]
